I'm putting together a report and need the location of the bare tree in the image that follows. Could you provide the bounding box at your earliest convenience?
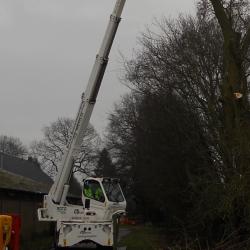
[109,1,250,245]
[124,13,224,167]
[206,0,250,168]
[205,0,250,242]
[0,135,27,158]
[31,117,101,178]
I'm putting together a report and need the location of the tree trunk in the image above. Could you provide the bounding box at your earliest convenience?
[209,1,250,239]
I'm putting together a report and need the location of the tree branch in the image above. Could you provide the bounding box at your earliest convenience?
[241,25,250,54]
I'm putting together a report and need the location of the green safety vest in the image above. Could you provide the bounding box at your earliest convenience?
[84,187,93,199]
[95,188,103,201]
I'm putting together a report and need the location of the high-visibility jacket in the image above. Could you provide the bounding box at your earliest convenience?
[95,187,103,201]
[84,187,93,199]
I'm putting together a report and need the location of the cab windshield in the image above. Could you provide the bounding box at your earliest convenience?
[102,179,124,202]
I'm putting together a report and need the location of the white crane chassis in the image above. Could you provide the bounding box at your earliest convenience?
[38,0,127,248]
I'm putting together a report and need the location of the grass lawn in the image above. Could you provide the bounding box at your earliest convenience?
[118,225,167,250]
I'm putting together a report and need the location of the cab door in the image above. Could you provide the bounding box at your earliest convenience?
[82,179,107,220]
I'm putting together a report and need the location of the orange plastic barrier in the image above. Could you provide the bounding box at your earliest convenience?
[120,216,136,225]
[0,215,12,250]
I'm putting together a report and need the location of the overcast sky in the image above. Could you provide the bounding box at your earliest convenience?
[0,0,195,145]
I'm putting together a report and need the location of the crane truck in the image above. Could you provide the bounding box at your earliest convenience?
[38,0,127,249]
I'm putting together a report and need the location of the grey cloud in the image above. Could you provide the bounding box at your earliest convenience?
[0,0,195,144]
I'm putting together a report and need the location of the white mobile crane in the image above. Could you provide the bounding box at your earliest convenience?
[38,0,126,249]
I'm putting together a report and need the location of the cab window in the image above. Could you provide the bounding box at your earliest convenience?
[102,179,124,202]
[83,180,105,203]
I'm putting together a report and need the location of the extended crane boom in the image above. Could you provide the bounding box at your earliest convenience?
[50,0,126,204]
[38,1,126,248]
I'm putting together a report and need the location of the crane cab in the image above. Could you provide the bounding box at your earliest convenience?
[82,178,126,221]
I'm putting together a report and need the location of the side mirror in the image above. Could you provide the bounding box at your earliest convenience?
[85,199,90,209]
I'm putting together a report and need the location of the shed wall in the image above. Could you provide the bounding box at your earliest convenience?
[0,189,52,239]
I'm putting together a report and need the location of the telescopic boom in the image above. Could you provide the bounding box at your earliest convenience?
[49,0,126,204]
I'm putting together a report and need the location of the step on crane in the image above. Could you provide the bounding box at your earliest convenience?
[38,0,127,249]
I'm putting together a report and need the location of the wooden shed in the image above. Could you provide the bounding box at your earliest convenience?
[0,152,82,241]
[0,153,53,240]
